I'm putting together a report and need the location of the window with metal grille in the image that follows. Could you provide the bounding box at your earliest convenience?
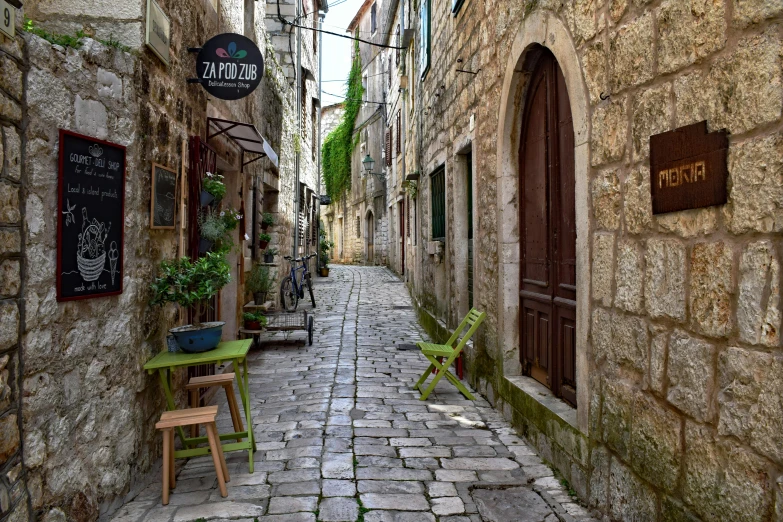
[355,216,361,237]
[371,2,377,33]
[396,111,401,154]
[406,195,411,238]
[430,166,445,240]
[301,78,308,141]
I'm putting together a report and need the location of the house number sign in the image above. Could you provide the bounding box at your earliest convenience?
[195,33,264,100]
[649,121,728,215]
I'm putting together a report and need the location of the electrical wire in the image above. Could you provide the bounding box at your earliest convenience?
[322,90,386,105]
[282,19,406,50]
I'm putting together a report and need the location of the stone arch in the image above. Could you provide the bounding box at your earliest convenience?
[364,207,375,264]
[495,10,591,432]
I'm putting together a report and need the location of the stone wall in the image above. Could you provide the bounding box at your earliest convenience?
[402,0,783,520]
[0,14,31,522]
[10,0,312,519]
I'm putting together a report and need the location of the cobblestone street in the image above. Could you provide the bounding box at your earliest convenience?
[111,266,596,522]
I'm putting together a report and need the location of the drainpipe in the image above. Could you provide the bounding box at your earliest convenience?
[293,0,302,259]
[316,12,324,270]
[400,0,406,275]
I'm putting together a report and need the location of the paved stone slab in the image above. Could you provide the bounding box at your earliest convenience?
[472,487,553,522]
[360,493,430,511]
[267,496,318,514]
[318,497,359,521]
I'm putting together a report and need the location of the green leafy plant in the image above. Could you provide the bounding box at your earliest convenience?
[258,232,272,243]
[247,263,275,294]
[262,212,275,227]
[404,179,418,199]
[202,172,226,200]
[221,208,242,231]
[242,311,267,324]
[319,230,334,268]
[199,209,228,242]
[98,34,131,52]
[23,18,85,48]
[322,37,363,200]
[149,252,231,327]
[263,247,278,256]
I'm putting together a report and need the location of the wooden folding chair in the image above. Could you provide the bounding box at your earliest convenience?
[413,308,486,401]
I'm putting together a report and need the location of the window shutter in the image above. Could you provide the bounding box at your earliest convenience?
[430,166,445,240]
[396,25,400,66]
[386,130,392,166]
[396,111,401,154]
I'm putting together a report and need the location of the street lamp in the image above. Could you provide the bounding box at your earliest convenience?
[362,154,375,176]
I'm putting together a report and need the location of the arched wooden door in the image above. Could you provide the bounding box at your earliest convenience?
[518,50,577,406]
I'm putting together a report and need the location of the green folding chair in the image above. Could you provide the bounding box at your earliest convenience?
[413,308,486,401]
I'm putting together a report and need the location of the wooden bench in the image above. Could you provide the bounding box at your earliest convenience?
[155,405,229,505]
[413,308,486,401]
[185,373,244,440]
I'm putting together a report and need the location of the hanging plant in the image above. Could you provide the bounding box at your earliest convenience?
[404,179,418,199]
[202,172,226,200]
[322,37,363,200]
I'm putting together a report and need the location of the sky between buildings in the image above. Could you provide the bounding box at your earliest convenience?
[320,0,366,107]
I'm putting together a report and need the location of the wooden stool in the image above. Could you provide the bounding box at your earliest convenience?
[186,373,245,440]
[155,406,230,505]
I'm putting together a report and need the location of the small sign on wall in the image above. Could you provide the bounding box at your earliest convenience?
[649,121,728,215]
[146,0,170,65]
[0,0,15,39]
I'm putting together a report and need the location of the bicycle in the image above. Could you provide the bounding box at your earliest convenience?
[280,253,316,312]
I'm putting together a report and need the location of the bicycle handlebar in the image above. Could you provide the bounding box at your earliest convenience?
[283,254,317,262]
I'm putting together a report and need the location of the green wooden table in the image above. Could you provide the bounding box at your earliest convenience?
[144,339,257,472]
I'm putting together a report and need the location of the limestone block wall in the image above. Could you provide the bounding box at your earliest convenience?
[0,21,30,522]
[405,0,783,520]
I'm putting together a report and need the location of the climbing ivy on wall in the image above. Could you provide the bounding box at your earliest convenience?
[322,38,364,200]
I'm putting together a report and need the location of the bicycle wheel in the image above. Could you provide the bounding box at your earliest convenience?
[306,272,316,308]
[308,315,314,345]
[280,276,298,312]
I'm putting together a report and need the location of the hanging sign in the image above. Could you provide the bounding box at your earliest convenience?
[145,0,170,65]
[0,0,15,39]
[649,121,728,215]
[150,163,177,229]
[196,33,264,100]
[57,130,126,301]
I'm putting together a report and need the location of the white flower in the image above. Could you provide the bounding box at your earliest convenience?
[220,211,225,217]
[206,171,213,178]
[236,214,243,219]
[244,233,250,241]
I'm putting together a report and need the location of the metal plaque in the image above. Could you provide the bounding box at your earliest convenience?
[146,0,170,65]
[0,0,15,40]
[650,121,728,215]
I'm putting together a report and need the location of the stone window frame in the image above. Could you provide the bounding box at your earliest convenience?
[495,12,591,433]
[430,165,446,241]
[371,2,377,34]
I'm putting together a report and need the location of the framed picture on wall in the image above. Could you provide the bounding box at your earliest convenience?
[150,163,177,230]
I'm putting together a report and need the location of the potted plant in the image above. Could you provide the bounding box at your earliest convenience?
[201,172,226,206]
[198,209,228,253]
[319,235,334,277]
[258,232,271,250]
[221,208,242,231]
[247,263,274,304]
[242,311,267,330]
[261,212,275,230]
[263,247,278,264]
[150,252,231,353]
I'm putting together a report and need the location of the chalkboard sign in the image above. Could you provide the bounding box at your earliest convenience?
[150,163,177,229]
[57,130,126,301]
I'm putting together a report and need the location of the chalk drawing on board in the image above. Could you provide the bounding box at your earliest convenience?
[155,190,175,224]
[108,241,119,285]
[71,207,111,282]
[62,199,76,226]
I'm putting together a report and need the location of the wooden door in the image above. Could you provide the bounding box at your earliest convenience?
[519,50,577,406]
[399,200,405,274]
[366,213,374,264]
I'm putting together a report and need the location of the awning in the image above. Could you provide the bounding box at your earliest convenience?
[207,117,279,169]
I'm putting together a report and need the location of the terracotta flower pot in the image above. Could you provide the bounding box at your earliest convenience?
[259,240,269,250]
[244,320,262,330]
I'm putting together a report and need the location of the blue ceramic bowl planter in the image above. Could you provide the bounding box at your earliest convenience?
[169,322,225,353]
